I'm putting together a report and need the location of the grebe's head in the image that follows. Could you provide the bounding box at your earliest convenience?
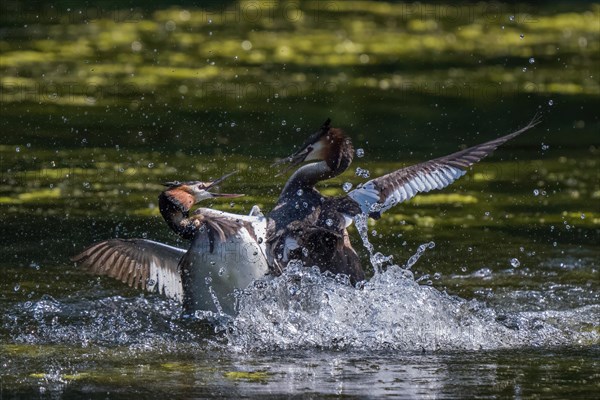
[273,118,353,176]
[163,171,244,203]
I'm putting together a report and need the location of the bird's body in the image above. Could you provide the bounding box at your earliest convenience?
[72,173,269,316]
[266,117,540,283]
[73,116,540,315]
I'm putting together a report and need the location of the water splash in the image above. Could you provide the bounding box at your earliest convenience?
[227,263,598,352]
[354,213,400,273]
[3,293,210,349]
[405,242,435,270]
[224,213,598,352]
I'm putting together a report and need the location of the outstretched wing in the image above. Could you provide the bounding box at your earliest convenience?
[71,239,186,302]
[349,116,541,217]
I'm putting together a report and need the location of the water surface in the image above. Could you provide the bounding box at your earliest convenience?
[1,1,599,398]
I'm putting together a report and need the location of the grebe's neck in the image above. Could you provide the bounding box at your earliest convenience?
[158,190,197,239]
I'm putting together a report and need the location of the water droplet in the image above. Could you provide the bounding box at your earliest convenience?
[325,218,333,227]
[356,148,365,158]
[229,202,235,208]
[82,182,91,189]
[147,162,154,168]
[519,34,525,39]
[205,276,212,284]
[580,213,585,219]
[548,99,554,106]
[218,267,225,276]
[484,211,490,216]
[342,182,353,192]
[355,167,370,178]
[296,189,303,196]
[541,143,549,150]
[302,247,309,257]
[529,57,535,64]
[522,67,527,72]
[510,258,521,268]
[15,146,20,152]
[433,272,442,280]
[14,284,20,292]
[509,15,515,22]
[371,230,377,236]
[281,120,287,126]
[533,189,540,196]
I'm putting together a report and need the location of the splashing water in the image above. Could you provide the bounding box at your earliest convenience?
[224,213,598,351]
[5,212,598,353]
[228,262,597,352]
[354,213,395,273]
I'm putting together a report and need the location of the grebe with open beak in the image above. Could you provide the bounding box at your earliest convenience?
[267,117,541,283]
[72,172,268,316]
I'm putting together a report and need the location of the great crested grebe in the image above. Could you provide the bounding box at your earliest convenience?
[72,172,269,316]
[268,117,540,283]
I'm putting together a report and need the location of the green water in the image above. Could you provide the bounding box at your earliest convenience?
[1,1,599,398]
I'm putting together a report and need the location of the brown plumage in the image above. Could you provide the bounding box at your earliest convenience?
[70,238,184,299]
[267,119,363,283]
[269,116,541,283]
[71,173,264,311]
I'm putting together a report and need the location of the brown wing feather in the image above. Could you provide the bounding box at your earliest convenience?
[71,239,186,299]
[378,115,540,200]
[349,115,541,216]
[191,208,252,243]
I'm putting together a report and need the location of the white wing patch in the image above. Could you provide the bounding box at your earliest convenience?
[348,181,380,214]
[147,258,183,303]
[349,165,465,216]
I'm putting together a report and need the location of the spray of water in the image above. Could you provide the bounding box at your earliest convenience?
[5,215,598,352]
[224,213,598,351]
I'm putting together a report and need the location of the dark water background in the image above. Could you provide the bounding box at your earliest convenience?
[1,1,598,398]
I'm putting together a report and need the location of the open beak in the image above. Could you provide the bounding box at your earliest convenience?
[206,171,244,198]
[272,146,312,177]
[271,119,331,177]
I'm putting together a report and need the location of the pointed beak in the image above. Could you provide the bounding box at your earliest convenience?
[272,146,312,177]
[211,192,244,198]
[205,171,244,198]
[271,119,332,177]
